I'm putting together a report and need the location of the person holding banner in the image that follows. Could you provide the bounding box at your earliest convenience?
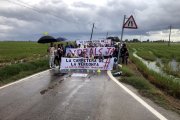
[113,47,118,58]
[98,54,104,61]
[66,53,72,58]
[89,53,94,60]
[71,52,77,58]
[83,51,88,58]
[57,44,63,68]
[88,41,94,47]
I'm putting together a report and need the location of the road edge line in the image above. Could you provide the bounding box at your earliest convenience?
[0,69,50,90]
[107,70,168,120]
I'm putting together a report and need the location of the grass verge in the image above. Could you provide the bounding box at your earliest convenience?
[130,55,180,99]
[117,65,180,113]
[0,58,49,86]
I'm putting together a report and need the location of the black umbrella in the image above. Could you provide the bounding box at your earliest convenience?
[56,37,67,42]
[38,35,57,43]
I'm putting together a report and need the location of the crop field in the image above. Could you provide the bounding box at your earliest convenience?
[128,42,180,62]
[0,41,50,85]
[0,41,48,64]
[0,41,74,86]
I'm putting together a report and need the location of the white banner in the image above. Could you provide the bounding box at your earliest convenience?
[60,57,114,70]
[66,47,115,56]
[76,39,111,46]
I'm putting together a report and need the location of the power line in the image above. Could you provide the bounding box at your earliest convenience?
[17,0,69,22]
[6,0,66,23]
[7,0,40,14]
[10,0,85,30]
[5,0,97,33]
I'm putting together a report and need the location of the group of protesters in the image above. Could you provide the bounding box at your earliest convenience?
[47,40,129,69]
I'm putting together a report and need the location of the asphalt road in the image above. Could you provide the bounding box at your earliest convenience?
[0,69,168,120]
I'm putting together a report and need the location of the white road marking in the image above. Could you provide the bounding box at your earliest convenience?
[107,70,168,120]
[0,69,50,90]
[71,73,88,77]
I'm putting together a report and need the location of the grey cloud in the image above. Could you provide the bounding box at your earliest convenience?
[135,0,180,31]
[107,0,148,12]
[72,2,96,9]
[0,0,180,41]
[50,0,63,4]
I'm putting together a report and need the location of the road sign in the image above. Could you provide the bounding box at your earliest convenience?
[123,15,138,29]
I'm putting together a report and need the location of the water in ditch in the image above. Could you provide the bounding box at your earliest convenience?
[133,51,180,81]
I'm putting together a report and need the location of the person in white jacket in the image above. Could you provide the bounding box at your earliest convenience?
[48,43,55,68]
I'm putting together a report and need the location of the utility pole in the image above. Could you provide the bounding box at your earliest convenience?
[117,15,126,63]
[168,25,172,46]
[90,23,95,41]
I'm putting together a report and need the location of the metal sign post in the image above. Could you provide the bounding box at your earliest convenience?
[117,15,126,63]
[90,23,95,41]
[117,15,138,64]
[168,25,172,46]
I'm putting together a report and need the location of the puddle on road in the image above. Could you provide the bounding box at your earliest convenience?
[40,79,64,95]
[40,89,48,95]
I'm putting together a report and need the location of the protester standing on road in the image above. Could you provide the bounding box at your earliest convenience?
[60,44,65,57]
[57,44,63,68]
[48,43,55,68]
[89,53,94,60]
[112,47,118,58]
[54,44,59,67]
[65,42,71,49]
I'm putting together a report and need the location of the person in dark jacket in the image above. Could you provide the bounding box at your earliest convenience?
[125,50,129,65]
[120,43,128,64]
[112,47,118,58]
[57,44,63,68]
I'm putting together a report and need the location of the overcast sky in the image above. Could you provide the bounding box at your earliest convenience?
[0,0,180,41]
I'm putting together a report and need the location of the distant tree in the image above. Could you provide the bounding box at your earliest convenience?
[132,39,140,42]
[107,36,114,40]
[153,40,166,43]
[125,39,128,42]
[147,39,149,42]
[107,36,120,42]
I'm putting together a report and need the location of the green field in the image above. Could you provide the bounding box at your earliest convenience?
[0,41,50,86]
[128,43,180,62]
[0,41,74,86]
[0,41,48,63]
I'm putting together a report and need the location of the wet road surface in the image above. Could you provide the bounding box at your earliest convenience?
[0,69,162,120]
